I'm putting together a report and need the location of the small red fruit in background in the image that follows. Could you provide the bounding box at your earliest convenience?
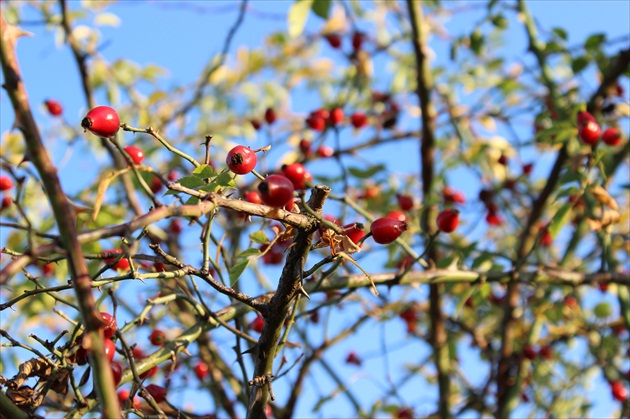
[350,112,368,129]
[282,163,312,190]
[170,218,183,234]
[371,217,407,244]
[103,249,130,271]
[250,314,264,333]
[299,139,312,157]
[498,154,508,166]
[396,407,414,419]
[258,174,295,208]
[150,176,163,194]
[576,110,596,124]
[564,295,578,308]
[538,344,552,360]
[264,107,277,125]
[522,163,534,176]
[578,120,601,145]
[436,209,459,233]
[104,338,116,363]
[110,360,123,386]
[306,114,326,131]
[44,99,63,116]
[41,262,54,276]
[400,308,417,333]
[522,344,536,360]
[486,209,503,226]
[341,223,366,250]
[167,170,179,181]
[149,329,166,346]
[325,33,342,48]
[602,127,621,146]
[396,194,414,211]
[144,384,167,403]
[81,106,120,138]
[345,351,362,366]
[194,361,209,381]
[0,175,13,191]
[123,146,144,165]
[100,312,118,339]
[539,226,552,247]
[352,31,365,50]
[317,145,334,158]
[386,210,407,223]
[611,380,628,402]
[261,243,284,265]
[226,145,257,175]
[1,196,12,209]
[250,119,262,130]
[244,190,262,204]
[329,107,344,126]
[443,186,466,204]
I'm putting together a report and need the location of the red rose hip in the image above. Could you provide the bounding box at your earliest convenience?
[226,145,257,175]
[257,174,295,208]
[350,112,368,129]
[578,120,601,145]
[144,384,167,403]
[436,209,459,233]
[44,99,63,116]
[370,217,408,244]
[100,312,118,339]
[0,175,13,191]
[124,146,145,165]
[325,33,342,49]
[149,329,166,346]
[264,107,277,125]
[602,127,621,146]
[330,107,344,126]
[81,106,120,138]
[282,163,312,190]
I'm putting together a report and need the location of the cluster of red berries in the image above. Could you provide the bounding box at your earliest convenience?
[0,174,14,210]
[324,31,366,52]
[577,110,622,146]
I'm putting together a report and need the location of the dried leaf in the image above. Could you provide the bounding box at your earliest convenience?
[589,185,618,210]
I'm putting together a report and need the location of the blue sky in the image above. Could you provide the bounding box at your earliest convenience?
[1,1,629,418]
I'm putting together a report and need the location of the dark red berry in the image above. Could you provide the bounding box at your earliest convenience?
[538,344,552,360]
[226,145,257,175]
[104,338,116,363]
[345,351,362,366]
[81,106,120,138]
[102,249,130,271]
[44,99,63,116]
[244,190,262,204]
[486,209,503,226]
[330,108,344,126]
[149,330,166,346]
[370,217,407,244]
[576,110,596,125]
[522,163,534,175]
[317,145,334,158]
[98,312,117,339]
[498,154,508,166]
[436,209,459,233]
[170,218,182,234]
[306,114,326,131]
[540,226,552,247]
[443,186,466,204]
[258,174,295,208]
[261,243,284,265]
[341,223,365,250]
[194,361,209,381]
[352,32,365,50]
[250,119,262,130]
[523,344,536,360]
[124,146,145,165]
[118,389,140,409]
[350,112,368,129]
[611,380,628,402]
[1,196,12,209]
[110,360,123,386]
[150,176,163,194]
[249,314,264,333]
[41,263,54,276]
[385,210,407,223]
[325,33,342,48]
[578,120,601,145]
[602,127,621,146]
[144,384,167,403]
[299,139,312,157]
[167,170,179,181]
[0,175,13,191]
[396,194,414,211]
[264,107,277,125]
[282,163,312,190]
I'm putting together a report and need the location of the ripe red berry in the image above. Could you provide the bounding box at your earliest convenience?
[149,329,166,346]
[44,99,63,116]
[144,384,167,403]
[167,170,179,181]
[249,314,264,333]
[311,109,330,121]
[264,107,277,125]
[396,407,414,419]
[282,163,312,190]
[522,344,537,360]
[103,249,130,271]
[325,33,342,48]
[1,196,12,209]
[576,110,596,125]
[330,108,344,126]
[370,217,407,244]
[104,338,116,363]
[250,119,262,130]
[350,112,368,129]
[244,190,262,204]
[110,360,123,386]
[602,127,621,146]
[226,145,257,175]
[341,223,365,250]
[194,361,209,381]
[538,344,552,360]
[611,380,628,402]
[118,389,141,409]
[299,139,312,157]
[443,186,466,204]
[306,114,326,131]
[124,146,144,165]
[261,243,284,265]
[540,227,552,247]
[352,32,365,50]
[386,210,407,223]
[150,176,163,194]
[486,209,503,226]
[564,295,578,308]
[578,120,601,145]
[396,194,414,211]
[100,312,118,339]
[345,351,362,366]
[436,209,459,233]
[258,174,295,208]
[317,145,334,158]
[81,106,120,138]
[170,218,182,234]
[41,262,54,276]
[522,163,534,175]
[0,175,14,191]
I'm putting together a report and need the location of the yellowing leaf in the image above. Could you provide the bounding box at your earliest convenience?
[288,0,314,38]
[94,12,121,27]
[320,4,347,34]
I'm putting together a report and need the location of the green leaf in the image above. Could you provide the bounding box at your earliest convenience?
[214,171,236,188]
[593,302,612,318]
[229,259,250,284]
[250,231,269,244]
[184,196,200,205]
[585,33,606,50]
[178,176,206,189]
[436,255,458,270]
[571,56,589,74]
[549,202,573,238]
[288,0,314,38]
[348,164,386,179]
[199,183,221,193]
[454,285,478,319]
[470,29,484,56]
[551,27,568,41]
[192,164,215,178]
[236,248,261,259]
[311,0,331,19]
